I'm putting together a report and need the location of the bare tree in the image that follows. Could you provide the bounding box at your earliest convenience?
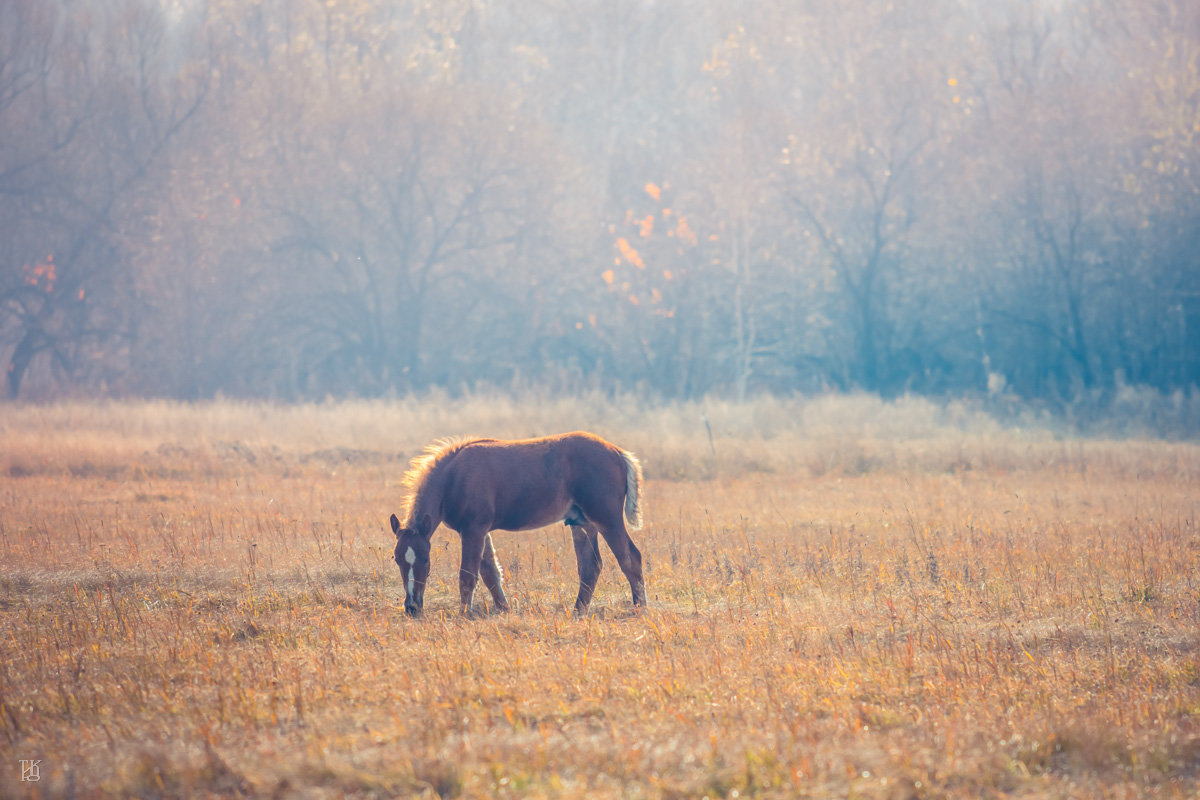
[0,0,207,397]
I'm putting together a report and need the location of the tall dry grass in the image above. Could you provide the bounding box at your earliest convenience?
[1,395,1198,798]
[2,392,1194,481]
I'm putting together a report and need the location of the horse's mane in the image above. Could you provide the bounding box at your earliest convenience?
[400,437,481,520]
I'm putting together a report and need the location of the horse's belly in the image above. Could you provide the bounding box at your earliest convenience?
[493,501,571,532]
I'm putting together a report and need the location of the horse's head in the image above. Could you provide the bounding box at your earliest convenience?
[391,512,431,616]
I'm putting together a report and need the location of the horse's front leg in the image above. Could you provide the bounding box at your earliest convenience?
[458,529,487,616]
[479,533,510,612]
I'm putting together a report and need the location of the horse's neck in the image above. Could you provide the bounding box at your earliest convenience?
[406,475,445,531]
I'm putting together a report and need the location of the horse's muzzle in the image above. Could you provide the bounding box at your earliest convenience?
[405,600,422,617]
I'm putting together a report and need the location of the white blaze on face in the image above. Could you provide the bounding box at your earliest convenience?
[405,546,416,598]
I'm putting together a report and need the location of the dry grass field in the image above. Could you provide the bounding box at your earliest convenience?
[1,394,1198,799]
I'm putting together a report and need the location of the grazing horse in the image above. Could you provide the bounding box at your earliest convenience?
[389,431,645,617]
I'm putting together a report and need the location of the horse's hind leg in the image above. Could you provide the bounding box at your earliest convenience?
[479,533,510,613]
[571,525,603,615]
[597,521,647,607]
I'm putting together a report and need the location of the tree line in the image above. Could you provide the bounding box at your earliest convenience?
[2,0,1198,410]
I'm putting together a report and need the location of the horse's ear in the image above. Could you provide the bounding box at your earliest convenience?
[416,513,433,539]
[390,513,401,537]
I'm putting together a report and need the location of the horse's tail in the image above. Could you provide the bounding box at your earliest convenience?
[620,449,644,530]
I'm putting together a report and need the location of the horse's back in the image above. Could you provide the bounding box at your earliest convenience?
[452,432,625,486]
[457,431,623,467]
[496,430,619,452]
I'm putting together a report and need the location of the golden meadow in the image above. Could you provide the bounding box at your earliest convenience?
[1,394,1197,798]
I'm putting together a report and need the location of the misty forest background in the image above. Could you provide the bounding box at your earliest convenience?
[2,0,1199,424]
